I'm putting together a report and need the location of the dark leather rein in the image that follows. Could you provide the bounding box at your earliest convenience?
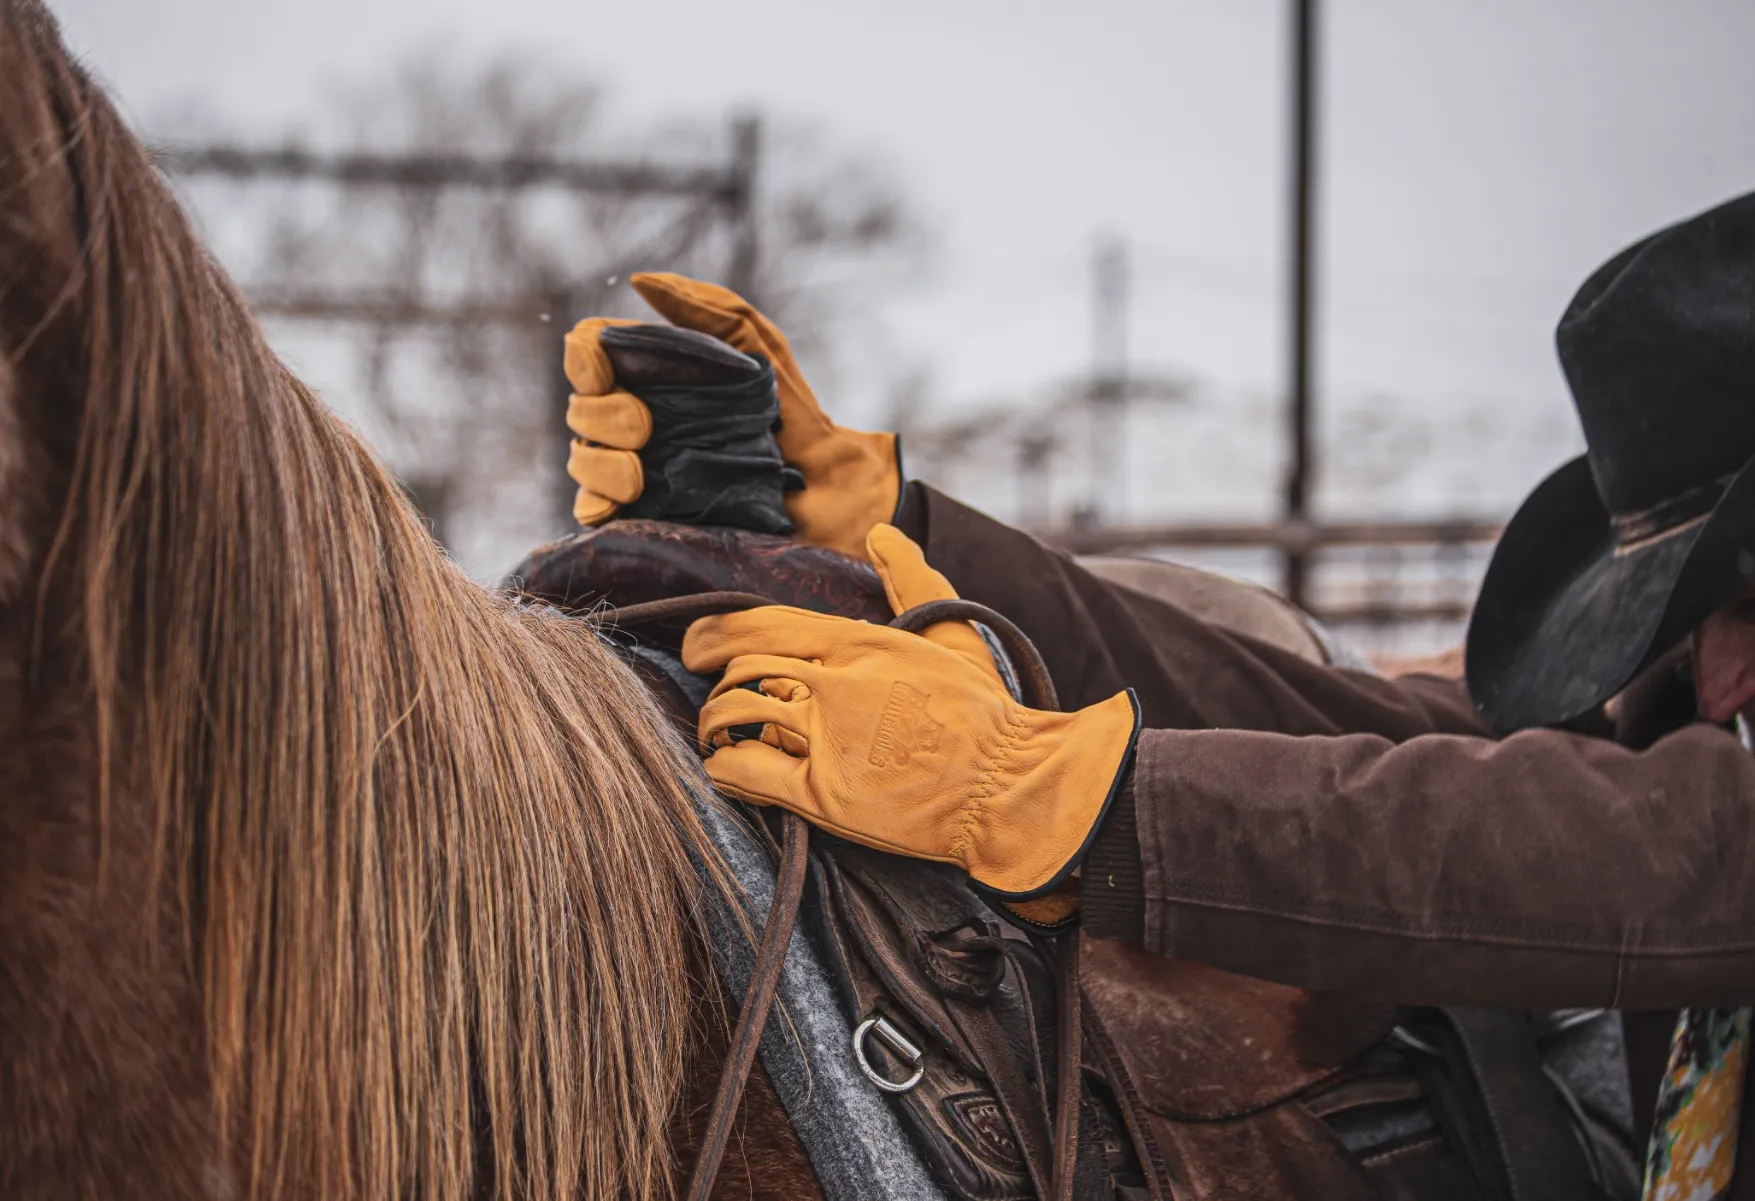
[600,592,1081,1201]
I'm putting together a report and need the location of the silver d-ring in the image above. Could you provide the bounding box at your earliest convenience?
[853,1016,925,1094]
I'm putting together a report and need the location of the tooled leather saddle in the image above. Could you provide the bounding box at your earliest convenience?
[509,325,1631,1201]
[511,520,1631,1201]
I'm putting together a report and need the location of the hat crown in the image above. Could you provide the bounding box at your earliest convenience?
[1467,190,1755,733]
[1558,192,1755,531]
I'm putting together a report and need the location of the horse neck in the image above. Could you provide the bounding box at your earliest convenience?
[2,173,711,1201]
[0,7,730,1189]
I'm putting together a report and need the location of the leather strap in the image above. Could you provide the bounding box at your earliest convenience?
[889,598,1082,1200]
[887,599,1060,710]
[684,810,811,1201]
[1421,1007,1602,1201]
[1049,931,1081,1201]
[602,590,778,628]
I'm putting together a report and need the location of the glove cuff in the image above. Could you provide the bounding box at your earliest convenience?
[784,428,902,559]
[890,433,908,524]
[970,688,1143,901]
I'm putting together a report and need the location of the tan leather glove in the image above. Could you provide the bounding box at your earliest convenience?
[564,273,900,558]
[563,317,647,525]
[865,523,1003,686]
[683,525,1141,899]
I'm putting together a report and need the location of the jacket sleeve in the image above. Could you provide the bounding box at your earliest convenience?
[1086,720,1755,1010]
[891,486,1753,1006]
[894,482,1491,739]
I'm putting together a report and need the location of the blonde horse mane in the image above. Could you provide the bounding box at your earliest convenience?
[0,4,716,1197]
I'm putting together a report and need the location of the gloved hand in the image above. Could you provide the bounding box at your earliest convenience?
[683,525,1141,899]
[563,316,646,525]
[564,273,901,558]
[865,523,1003,686]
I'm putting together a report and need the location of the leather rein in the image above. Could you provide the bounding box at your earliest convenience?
[600,591,1083,1201]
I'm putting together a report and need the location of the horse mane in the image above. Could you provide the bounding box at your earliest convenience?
[0,4,715,1198]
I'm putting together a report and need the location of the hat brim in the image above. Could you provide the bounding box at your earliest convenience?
[1467,452,1755,731]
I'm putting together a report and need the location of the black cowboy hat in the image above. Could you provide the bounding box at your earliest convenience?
[1466,189,1755,732]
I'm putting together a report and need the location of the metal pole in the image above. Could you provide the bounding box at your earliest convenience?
[1284,0,1317,610]
[1088,233,1130,523]
[156,144,737,198]
[725,115,762,299]
[551,284,582,535]
[1092,233,1129,385]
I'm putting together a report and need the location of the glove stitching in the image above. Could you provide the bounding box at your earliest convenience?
[952,716,1003,861]
[955,704,1028,881]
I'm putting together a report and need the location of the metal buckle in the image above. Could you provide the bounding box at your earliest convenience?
[1389,1025,1443,1057]
[852,1015,925,1094]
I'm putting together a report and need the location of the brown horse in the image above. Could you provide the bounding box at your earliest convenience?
[0,4,818,1198]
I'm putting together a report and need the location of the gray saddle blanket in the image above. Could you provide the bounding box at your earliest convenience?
[691,772,949,1201]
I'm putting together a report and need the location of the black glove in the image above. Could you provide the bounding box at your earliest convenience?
[599,324,802,534]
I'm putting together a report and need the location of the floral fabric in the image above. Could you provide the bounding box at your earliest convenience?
[1643,1007,1751,1201]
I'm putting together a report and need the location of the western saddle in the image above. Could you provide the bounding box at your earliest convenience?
[508,519,1631,1201]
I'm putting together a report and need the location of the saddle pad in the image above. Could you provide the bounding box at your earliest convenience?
[691,773,949,1201]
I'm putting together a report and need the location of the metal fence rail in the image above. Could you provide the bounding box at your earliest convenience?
[1035,517,1503,653]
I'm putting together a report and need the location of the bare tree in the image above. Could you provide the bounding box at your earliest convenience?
[167,47,924,571]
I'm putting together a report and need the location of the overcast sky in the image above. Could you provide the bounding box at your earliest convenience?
[49,0,1755,527]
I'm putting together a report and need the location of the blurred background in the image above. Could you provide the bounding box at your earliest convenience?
[53,0,1755,658]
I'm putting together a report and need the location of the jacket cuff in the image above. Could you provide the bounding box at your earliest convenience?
[1079,765,1145,944]
[893,479,930,543]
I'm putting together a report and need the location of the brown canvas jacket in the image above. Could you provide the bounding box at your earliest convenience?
[895,481,1755,1010]
[897,482,1755,1182]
